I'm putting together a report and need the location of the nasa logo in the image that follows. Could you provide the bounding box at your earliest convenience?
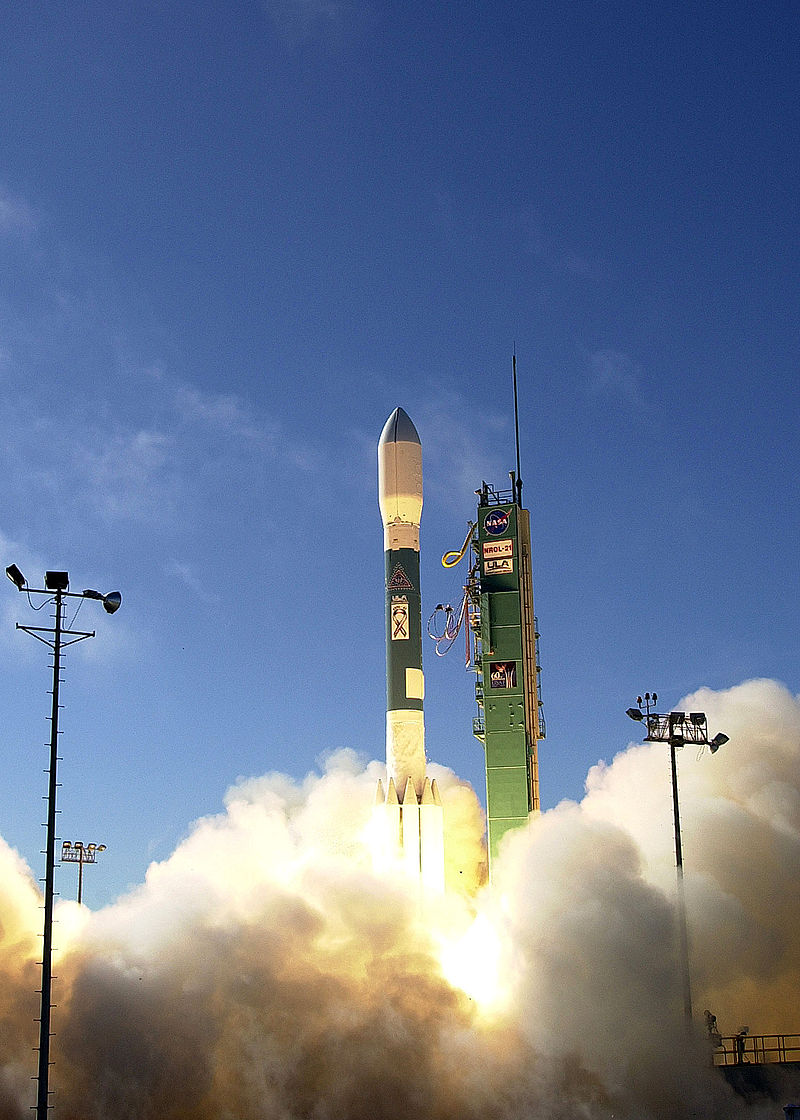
[484,508,510,536]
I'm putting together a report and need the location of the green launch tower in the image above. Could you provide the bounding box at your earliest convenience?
[431,471,544,876]
[428,357,544,878]
[470,478,544,869]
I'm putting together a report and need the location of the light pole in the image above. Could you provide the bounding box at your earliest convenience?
[61,841,107,905]
[626,693,728,1022]
[6,565,121,1120]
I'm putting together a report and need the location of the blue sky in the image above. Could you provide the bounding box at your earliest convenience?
[0,0,797,908]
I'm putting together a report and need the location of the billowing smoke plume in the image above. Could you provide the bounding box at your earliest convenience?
[0,680,798,1119]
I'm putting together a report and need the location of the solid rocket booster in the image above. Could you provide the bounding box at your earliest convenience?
[375,408,444,891]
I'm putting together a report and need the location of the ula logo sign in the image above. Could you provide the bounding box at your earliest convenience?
[484,508,510,536]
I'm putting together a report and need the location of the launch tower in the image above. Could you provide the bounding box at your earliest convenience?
[469,478,544,867]
[429,360,544,877]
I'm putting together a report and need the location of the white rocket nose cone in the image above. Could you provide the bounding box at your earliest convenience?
[378,407,423,535]
[379,407,421,448]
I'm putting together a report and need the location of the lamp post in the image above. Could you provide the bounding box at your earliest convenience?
[626,693,727,1022]
[6,566,120,1120]
[61,841,107,905]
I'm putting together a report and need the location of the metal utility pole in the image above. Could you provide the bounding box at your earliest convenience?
[6,566,121,1120]
[627,693,728,1022]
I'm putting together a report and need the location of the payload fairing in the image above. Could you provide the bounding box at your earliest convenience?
[373,408,444,890]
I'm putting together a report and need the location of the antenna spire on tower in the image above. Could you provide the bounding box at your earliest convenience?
[512,350,522,506]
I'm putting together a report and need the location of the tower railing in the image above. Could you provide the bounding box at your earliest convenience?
[711,1034,800,1067]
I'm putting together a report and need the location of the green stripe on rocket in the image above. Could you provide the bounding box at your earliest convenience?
[385,546,423,714]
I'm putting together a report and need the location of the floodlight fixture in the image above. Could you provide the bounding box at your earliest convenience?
[689,712,707,727]
[626,707,644,721]
[5,564,25,590]
[102,591,122,614]
[710,733,729,753]
[45,571,69,591]
[83,588,122,613]
[61,839,107,905]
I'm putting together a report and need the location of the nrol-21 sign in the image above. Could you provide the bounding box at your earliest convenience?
[482,539,513,560]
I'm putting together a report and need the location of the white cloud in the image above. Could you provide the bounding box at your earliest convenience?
[0,359,321,536]
[166,560,221,606]
[586,347,645,407]
[417,391,508,509]
[168,374,319,471]
[73,427,175,521]
[0,186,37,238]
[173,384,270,445]
[261,0,366,45]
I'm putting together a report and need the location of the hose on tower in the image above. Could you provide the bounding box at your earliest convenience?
[427,589,470,657]
[442,521,476,568]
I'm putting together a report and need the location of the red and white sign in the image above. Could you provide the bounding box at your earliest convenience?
[482,539,513,559]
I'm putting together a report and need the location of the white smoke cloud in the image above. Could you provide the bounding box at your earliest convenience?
[0,680,797,1119]
[579,678,800,1033]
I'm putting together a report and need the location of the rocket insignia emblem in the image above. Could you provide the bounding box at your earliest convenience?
[391,596,409,640]
[387,564,413,590]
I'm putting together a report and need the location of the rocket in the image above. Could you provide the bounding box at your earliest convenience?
[373,408,444,891]
[378,406,425,791]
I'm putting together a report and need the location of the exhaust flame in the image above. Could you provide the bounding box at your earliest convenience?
[437,912,507,1013]
[0,680,798,1118]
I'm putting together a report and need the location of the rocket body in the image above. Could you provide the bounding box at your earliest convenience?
[378,407,426,796]
[374,408,444,890]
